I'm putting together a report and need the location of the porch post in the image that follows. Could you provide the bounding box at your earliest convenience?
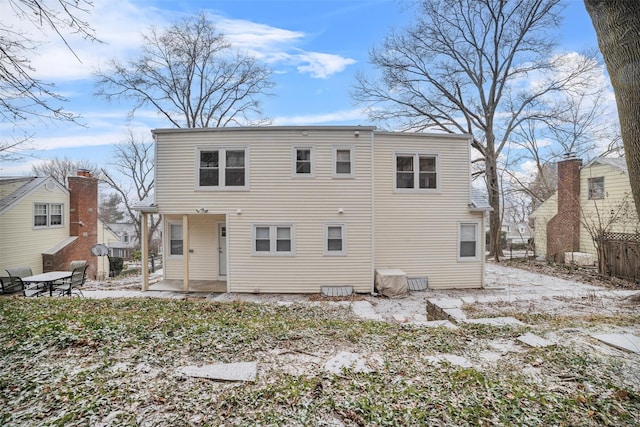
[183,214,189,291]
[141,212,149,291]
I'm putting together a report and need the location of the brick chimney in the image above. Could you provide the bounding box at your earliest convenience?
[43,170,99,278]
[546,155,582,262]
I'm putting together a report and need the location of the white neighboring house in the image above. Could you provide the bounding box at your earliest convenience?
[503,221,533,246]
[136,126,492,293]
[106,223,139,259]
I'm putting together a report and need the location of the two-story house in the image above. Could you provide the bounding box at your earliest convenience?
[531,155,639,263]
[0,171,117,280]
[136,126,490,293]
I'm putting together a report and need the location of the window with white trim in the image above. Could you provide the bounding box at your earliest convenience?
[588,176,604,200]
[292,146,314,176]
[459,223,478,260]
[34,203,64,228]
[324,223,346,255]
[197,147,248,189]
[253,225,294,255]
[123,234,129,244]
[395,153,438,190]
[333,146,354,178]
[169,223,183,256]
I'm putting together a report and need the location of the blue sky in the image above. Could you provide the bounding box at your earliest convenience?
[1,0,602,177]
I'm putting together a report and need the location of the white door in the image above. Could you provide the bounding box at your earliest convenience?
[218,223,227,277]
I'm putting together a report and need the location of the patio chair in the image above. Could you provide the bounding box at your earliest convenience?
[5,267,44,297]
[53,262,87,297]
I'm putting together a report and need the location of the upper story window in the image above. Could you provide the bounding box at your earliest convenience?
[333,146,354,178]
[588,176,605,199]
[197,147,248,190]
[253,224,294,255]
[34,203,64,228]
[169,223,183,256]
[292,146,315,177]
[123,233,129,244]
[395,153,438,191]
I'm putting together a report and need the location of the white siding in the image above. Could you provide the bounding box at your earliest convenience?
[0,184,70,275]
[373,133,483,289]
[155,128,373,293]
[579,163,640,256]
[530,193,558,258]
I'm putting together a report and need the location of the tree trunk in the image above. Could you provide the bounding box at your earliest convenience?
[585,0,640,218]
[485,150,503,262]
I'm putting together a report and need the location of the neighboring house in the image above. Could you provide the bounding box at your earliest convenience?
[106,222,140,259]
[0,171,112,279]
[530,155,639,262]
[136,126,491,293]
[503,221,533,246]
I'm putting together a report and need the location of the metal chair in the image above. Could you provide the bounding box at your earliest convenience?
[5,267,44,297]
[53,262,87,297]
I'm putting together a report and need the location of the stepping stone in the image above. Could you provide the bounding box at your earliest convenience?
[324,351,373,374]
[591,333,640,354]
[464,316,524,326]
[443,308,467,321]
[178,362,257,382]
[517,333,555,348]
[351,301,384,321]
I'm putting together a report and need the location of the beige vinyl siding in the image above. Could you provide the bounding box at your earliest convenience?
[579,163,639,256]
[373,133,483,289]
[530,193,558,258]
[155,128,372,293]
[163,214,222,281]
[0,185,70,275]
[96,221,119,280]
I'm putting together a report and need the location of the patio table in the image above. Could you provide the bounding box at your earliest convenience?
[21,271,73,296]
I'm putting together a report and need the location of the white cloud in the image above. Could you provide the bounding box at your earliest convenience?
[295,52,357,79]
[271,108,368,125]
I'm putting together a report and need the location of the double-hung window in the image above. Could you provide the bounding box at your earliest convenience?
[324,223,346,255]
[292,146,315,177]
[34,203,64,228]
[197,147,248,189]
[458,222,479,261]
[253,225,294,255]
[333,146,354,178]
[588,177,605,200]
[169,223,183,256]
[395,153,438,191]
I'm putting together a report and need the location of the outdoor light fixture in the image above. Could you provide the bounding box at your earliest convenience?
[354,130,359,137]
[237,208,243,215]
[71,221,85,226]
[195,208,208,214]
[338,208,344,214]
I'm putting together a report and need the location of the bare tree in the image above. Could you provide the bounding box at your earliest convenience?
[31,157,101,186]
[101,130,160,250]
[1,0,98,158]
[505,66,612,209]
[353,0,598,260]
[584,1,640,218]
[95,12,274,128]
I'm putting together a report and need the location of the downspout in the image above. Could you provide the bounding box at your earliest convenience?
[370,130,376,295]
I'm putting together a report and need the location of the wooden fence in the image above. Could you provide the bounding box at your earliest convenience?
[597,232,640,283]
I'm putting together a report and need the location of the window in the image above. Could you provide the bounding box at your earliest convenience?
[34,203,64,228]
[197,147,248,189]
[324,223,346,255]
[588,177,605,199]
[459,223,478,260]
[253,225,294,255]
[123,234,129,244]
[292,146,314,177]
[333,146,354,178]
[395,153,438,190]
[170,223,183,256]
